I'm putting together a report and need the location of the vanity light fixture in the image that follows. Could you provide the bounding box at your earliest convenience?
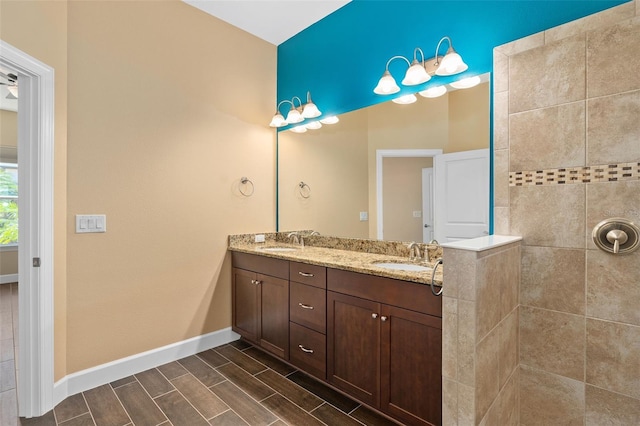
[419,85,447,98]
[392,93,418,104]
[449,75,481,89]
[305,121,322,130]
[290,125,307,133]
[320,116,339,125]
[374,36,468,95]
[269,91,322,128]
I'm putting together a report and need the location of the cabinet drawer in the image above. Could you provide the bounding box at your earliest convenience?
[290,322,326,380]
[232,252,289,280]
[290,262,326,289]
[290,282,326,333]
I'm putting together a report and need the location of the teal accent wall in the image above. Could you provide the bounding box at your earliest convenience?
[277,0,628,116]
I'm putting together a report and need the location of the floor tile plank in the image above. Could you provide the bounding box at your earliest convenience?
[113,381,167,426]
[216,363,275,402]
[57,412,96,426]
[19,410,56,426]
[83,384,130,426]
[54,393,89,424]
[135,369,174,398]
[154,390,209,426]
[196,349,230,369]
[170,373,228,420]
[255,369,322,412]
[261,393,325,426]
[157,361,188,380]
[311,403,364,426]
[178,355,225,387]
[110,376,136,389]
[210,381,277,426]
[242,347,296,376]
[350,405,401,426]
[214,346,267,376]
[208,410,248,426]
[287,371,360,414]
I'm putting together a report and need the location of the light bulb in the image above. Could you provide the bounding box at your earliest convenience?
[269,112,287,127]
[373,70,400,95]
[302,101,321,118]
[402,60,430,86]
[435,50,468,76]
[286,107,303,124]
[418,86,447,98]
[449,76,482,89]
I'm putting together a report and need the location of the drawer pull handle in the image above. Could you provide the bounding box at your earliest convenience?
[298,303,314,310]
[298,345,314,354]
[298,272,314,277]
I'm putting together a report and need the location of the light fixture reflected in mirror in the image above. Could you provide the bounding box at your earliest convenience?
[290,125,307,133]
[449,75,481,89]
[374,36,467,96]
[419,85,447,98]
[270,91,323,127]
[392,94,417,104]
[320,116,339,125]
[306,121,322,130]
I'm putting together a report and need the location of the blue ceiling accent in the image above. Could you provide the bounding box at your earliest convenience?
[277,0,629,119]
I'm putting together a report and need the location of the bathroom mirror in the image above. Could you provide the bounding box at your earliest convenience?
[277,73,490,242]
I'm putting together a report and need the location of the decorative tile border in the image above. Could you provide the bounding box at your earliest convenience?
[509,162,640,186]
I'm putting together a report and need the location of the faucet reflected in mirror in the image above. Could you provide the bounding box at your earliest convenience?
[277,73,490,244]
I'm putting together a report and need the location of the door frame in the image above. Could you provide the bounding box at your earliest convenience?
[376,149,442,240]
[0,40,55,417]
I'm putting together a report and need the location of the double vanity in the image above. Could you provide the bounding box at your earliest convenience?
[229,232,444,426]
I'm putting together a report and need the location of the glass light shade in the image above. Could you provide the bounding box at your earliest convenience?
[373,70,400,95]
[449,76,482,89]
[401,60,431,86]
[305,121,322,130]
[391,94,417,105]
[7,85,18,97]
[418,85,447,98]
[269,112,287,127]
[286,107,303,124]
[320,116,339,125]
[302,102,321,118]
[290,125,307,133]
[435,50,468,76]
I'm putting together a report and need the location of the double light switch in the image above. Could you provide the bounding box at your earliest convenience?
[76,214,106,233]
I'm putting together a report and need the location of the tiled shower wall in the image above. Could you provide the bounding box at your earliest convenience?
[493,1,640,424]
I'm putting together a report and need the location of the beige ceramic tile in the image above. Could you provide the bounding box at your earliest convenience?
[442,378,458,426]
[510,184,586,249]
[586,180,640,250]
[475,328,500,423]
[499,246,520,320]
[499,309,519,390]
[495,31,545,56]
[509,102,586,171]
[520,365,585,425]
[546,2,635,43]
[458,300,476,387]
[586,318,640,399]
[443,248,477,301]
[458,383,474,426]
[494,149,509,207]
[493,91,509,151]
[587,249,640,326]
[493,50,509,94]
[493,207,510,235]
[498,368,519,426]
[478,398,499,426]
[510,35,586,114]
[585,384,640,425]
[475,255,502,341]
[587,19,640,98]
[442,297,458,380]
[521,246,586,315]
[520,306,585,381]
[587,90,640,165]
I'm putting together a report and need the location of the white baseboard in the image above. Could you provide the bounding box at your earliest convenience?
[0,274,18,284]
[53,327,240,406]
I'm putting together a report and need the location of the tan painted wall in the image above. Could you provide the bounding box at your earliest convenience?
[278,108,369,238]
[448,83,490,153]
[0,109,18,276]
[1,0,276,378]
[0,0,69,380]
[382,156,433,242]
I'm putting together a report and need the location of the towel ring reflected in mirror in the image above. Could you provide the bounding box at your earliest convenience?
[239,177,254,197]
[299,181,311,198]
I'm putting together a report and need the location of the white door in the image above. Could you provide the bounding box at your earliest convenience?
[434,149,489,243]
[421,168,433,243]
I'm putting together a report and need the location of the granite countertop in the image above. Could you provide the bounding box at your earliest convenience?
[228,242,442,287]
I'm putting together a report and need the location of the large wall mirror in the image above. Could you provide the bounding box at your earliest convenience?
[277,73,490,243]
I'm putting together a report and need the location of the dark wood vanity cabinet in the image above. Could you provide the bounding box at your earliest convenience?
[327,268,443,426]
[232,252,289,359]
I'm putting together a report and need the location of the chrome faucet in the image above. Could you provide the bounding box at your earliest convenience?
[287,232,300,245]
[309,231,320,236]
[407,242,422,261]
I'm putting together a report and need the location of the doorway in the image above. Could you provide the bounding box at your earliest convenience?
[0,39,55,418]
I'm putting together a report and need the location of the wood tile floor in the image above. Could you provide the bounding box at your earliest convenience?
[1,283,402,426]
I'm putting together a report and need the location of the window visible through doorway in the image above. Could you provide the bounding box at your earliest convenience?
[0,162,18,246]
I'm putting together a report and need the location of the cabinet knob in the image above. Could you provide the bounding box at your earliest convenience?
[372,313,378,319]
[381,316,388,322]
[252,279,260,285]
[298,344,314,354]
[298,303,314,310]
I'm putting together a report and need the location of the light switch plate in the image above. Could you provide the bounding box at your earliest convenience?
[359,211,368,221]
[76,215,106,233]
[413,211,422,218]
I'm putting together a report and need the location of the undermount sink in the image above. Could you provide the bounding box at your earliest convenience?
[257,246,299,252]
[373,262,432,272]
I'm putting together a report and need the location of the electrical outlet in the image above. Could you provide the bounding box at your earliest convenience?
[413,211,422,218]
[359,211,368,221]
[255,234,266,243]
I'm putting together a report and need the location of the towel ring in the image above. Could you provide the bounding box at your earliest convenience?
[430,258,443,296]
[299,181,311,198]
[239,177,254,197]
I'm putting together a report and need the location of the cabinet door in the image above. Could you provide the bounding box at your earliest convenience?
[327,291,380,407]
[259,273,289,360]
[232,268,260,343]
[380,305,442,426]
